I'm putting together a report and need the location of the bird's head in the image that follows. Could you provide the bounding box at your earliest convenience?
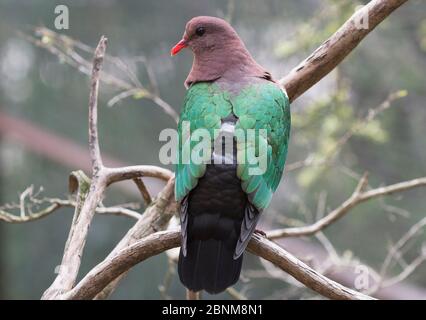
[171,16,239,56]
[171,16,270,88]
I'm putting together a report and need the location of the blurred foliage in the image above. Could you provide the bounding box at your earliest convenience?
[275,0,358,58]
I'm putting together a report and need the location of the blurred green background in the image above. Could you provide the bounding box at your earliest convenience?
[0,0,425,299]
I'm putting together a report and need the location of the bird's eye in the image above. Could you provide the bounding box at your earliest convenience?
[195,26,206,37]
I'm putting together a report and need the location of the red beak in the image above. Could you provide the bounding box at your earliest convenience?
[171,39,187,56]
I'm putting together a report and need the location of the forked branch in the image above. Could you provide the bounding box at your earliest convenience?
[267,174,426,239]
[63,231,374,300]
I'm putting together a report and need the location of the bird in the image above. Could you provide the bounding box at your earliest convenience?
[171,16,291,294]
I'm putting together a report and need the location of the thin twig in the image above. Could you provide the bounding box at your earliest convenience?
[267,174,426,239]
[88,37,107,172]
[93,177,177,299]
[0,196,141,223]
[23,27,179,123]
[105,165,173,184]
[367,217,426,293]
[19,185,33,218]
[286,90,406,172]
[132,56,160,95]
[133,178,152,206]
[107,88,145,107]
[382,254,426,288]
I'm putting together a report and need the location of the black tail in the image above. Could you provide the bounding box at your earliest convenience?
[178,238,243,294]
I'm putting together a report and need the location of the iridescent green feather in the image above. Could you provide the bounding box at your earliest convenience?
[175,83,232,201]
[233,82,290,210]
[175,81,291,212]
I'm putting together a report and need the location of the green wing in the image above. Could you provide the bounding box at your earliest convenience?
[233,82,291,211]
[175,82,232,202]
[175,81,291,212]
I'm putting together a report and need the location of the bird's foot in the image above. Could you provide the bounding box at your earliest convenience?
[254,229,267,237]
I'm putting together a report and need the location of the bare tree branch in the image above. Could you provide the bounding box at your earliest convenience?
[247,234,374,300]
[107,88,144,107]
[105,165,172,184]
[41,36,175,300]
[88,38,106,172]
[367,217,426,293]
[382,254,426,288]
[133,178,152,206]
[63,230,180,300]
[380,217,426,278]
[42,37,109,299]
[285,89,406,172]
[267,174,426,239]
[1,200,61,223]
[63,230,374,300]
[93,177,177,299]
[0,195,141,223]
[280,0,409,102]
